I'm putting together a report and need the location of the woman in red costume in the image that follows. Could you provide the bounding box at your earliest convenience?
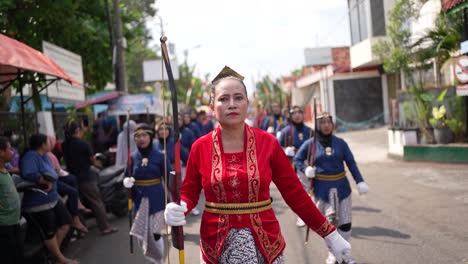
[165,66,352,264]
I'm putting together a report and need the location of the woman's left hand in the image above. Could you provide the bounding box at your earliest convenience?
[357,182,369,195]
[324,230,352,263]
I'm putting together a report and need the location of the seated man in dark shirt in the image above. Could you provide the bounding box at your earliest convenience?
[63,120,117,235]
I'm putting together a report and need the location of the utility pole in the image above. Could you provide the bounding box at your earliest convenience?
[114,0,127,93]
[463,8,468,140]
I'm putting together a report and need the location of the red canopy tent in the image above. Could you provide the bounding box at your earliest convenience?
[442,0,468,12]
[0,33,80,89]
[0,33,81,142]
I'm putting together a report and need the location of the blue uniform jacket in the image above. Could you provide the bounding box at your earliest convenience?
[260,114,286,133]
[153,137,189,165]
[181,126,196,151]
[293,135,364,202]
[130,147,172,215]
[189,121,202,139]
[278,124,313,150]
[20,150,59,209]
[202,120,214,135]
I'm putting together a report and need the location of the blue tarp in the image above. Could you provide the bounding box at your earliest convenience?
[10,95,72,112]
[108,94,163,116]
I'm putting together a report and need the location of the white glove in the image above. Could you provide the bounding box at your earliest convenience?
[357,181,369,194]
[284,146,295,157]
[305,166,316,178]
[123,177,135,188]
[276,131,282,139]
[58,169,69,177]
[164,201,188,226]
[324,230,352,263]
[267,126,275,134]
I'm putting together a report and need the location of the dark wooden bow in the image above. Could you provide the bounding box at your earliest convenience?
[126,109,134,254]
[305,96,318,243]
[160,36,185,263]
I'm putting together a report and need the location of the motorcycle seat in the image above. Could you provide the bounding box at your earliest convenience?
[12,174,37,192]
[99,165,125,183]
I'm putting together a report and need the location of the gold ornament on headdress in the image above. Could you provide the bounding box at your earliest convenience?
[211,65,245,84]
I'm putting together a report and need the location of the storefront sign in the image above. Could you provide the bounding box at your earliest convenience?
[454,55,468,83]
[456,84,468,96]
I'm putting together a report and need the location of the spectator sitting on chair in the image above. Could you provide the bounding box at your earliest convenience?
[21,133,78,264]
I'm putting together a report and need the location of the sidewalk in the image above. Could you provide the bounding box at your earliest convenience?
[335,125,390,164]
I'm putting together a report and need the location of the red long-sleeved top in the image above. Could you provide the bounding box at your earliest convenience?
[181,124,335,264]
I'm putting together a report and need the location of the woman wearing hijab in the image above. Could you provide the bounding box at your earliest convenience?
[153,120,189,166]
[115,120,137,166]
[294,112,369,264]
[123,123,172,263]
[164,66,352,264]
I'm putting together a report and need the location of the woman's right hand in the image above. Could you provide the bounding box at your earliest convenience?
[305,166,316,178]
[123,177,135,188]
[38,177,53,192]
[164,202,188,226]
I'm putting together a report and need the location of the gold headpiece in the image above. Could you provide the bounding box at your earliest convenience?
[211,65,244,84]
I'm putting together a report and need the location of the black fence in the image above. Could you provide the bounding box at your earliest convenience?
[0,111,97,150]
[52,112,96,142]
[0,112,38,151]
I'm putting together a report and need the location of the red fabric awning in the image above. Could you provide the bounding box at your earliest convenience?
[442,0,468,11]
[74,91,121,109]
[0,33,80,87]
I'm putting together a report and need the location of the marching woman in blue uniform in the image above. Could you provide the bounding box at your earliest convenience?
[153,120,189,166]
[154,120,198,215]
[178,113,196,152]
[293,112,369,264]
[278,105,313,227]
[123,123,172,264]
[278,105,313,153]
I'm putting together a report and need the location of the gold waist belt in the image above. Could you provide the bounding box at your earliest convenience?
[134,178,161,186]
[205,198,273,214]
[315,171,346,181]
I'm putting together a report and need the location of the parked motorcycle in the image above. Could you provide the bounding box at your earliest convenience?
[95,163,128,217]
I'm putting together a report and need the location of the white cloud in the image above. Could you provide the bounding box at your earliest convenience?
[148,0,350,87]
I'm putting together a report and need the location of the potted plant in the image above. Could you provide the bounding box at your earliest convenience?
[445,96,466,142]
[429,105,453,144]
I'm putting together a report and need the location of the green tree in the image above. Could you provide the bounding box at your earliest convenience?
[121,0,158,94]
[125,36,158,94]
[1,0,114,90]
[255,76,287,110]
[372,0,434,139]
[0,0,158,109]
[413,11,463,83]
[372,0,416,81]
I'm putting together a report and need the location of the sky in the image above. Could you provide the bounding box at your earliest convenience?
[148,0,352,90]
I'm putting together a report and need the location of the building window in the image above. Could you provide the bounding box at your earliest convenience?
[348,0,368,45]
[371,0,386,37]
[349,0,386,45]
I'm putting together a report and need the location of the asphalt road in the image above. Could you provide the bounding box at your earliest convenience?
[65,127,468,264]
